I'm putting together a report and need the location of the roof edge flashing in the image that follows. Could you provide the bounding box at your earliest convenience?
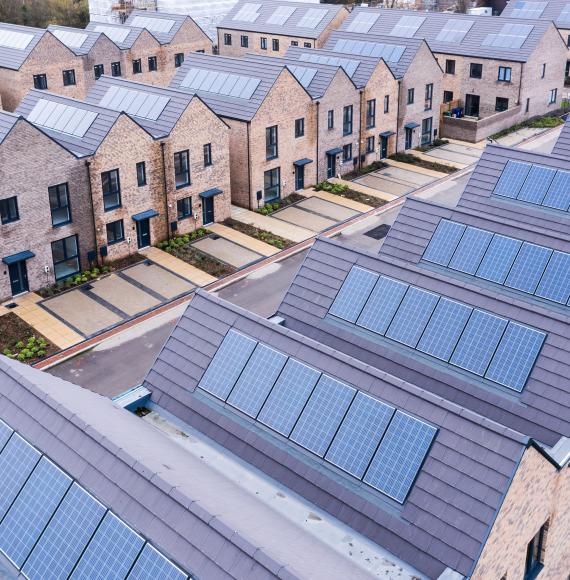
[546,437,570,468]
[437,568,465,580]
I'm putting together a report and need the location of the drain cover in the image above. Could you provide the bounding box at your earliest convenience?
[4,303,17,309]
[365,224,391,240]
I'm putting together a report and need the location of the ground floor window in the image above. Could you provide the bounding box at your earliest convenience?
[106,220,124,245]
[52,235,80,281]
[495,97,509,112]
[443,91,454,103]
[366,136,375,154]
[264,167,281,202]
[177,196,192,220]
[549,88,557,104]
[342,143,352,162]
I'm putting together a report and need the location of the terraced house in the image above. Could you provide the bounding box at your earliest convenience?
[340,8,566,142]
[217,0,348,58]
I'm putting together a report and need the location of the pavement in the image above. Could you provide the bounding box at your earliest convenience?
[422,142,483,167]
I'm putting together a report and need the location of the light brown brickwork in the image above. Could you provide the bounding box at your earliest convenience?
[81,35,123,89]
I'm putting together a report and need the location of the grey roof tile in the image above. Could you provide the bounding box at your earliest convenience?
[0,21,47,70]
[0,111,20,144]
[552,115,570,159]
[47,24,117,55]
[85,21,148,49]
[501,0,570,27]
[124,10,200,45]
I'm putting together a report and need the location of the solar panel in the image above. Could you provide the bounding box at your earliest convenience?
[290,375,355,456]
[347,12,379,34]
[233,3,261,23]
[493,161,532,198]
[475,234,522,284]
[482,23,533,49]
[127,544,187,580]
[390,15,425,38]
[364,411,436,503]
[130,15,176,33]
[328,266,378,322]
[226,343,287,417]
[448,226,493,274]
[558,4,570,26]
[287,65,318,88]
[99,86,170,121]
[357,276,408,335]
[510,1,546,18]
[257,359,321,436]
[505,242,552,294]
[542,170,570,211]
[93,25,131,44]
[0,28,35,50]
[325,392,394,478]
[435,19,474,43]
[267,6,296,26]
[52,29,89,49]
[70,512,144,579]
[27,99,98,138]
[535,251,570,304]
[516,165,556,204]
[417,298,473,361]
[0,434,41,520]
[297,8,327,29]
[332,38,405,62]
[0,457,71,568]
[298,52,361,77]
[385,287,440,348]
[198,330,257,400]
[450,310,508,376]
[22,483,106,580]
[485,322,545,392]
[422,219,466,266]
[0,419,12,451]
[180,68,261,100]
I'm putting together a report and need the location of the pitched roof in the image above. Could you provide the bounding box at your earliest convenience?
[47,24,117,56]
[552,116,570,159]
[0,110,19,144]
[501,0,570,28]
[0,22,47,70]
[85,21,148,49]
[341,7,557,62]
[124,10,196,45]
[277,236,570,448]
[143,289,529,579]
[218,0,346,39]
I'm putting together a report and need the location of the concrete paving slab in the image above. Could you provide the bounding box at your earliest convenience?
[330,178,397,201]
[296,197,359,221]
[193,236,263,268]
[425,148,476,165]
[122,262,194,299]
[441,143,482,159]
[376,166,435,186]
[272,206,337,232]
[496,127,544,147]
[89,274,160,317]
[355,173,413,196]
[207,223,279,256]
[301,189,372,212]
[43,291,123,337]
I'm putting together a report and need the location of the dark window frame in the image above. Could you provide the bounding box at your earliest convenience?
[177,196,193,220]
[148,56,158,72]
[407,88,414,104]
[51,235,80,281]
[541,63,546,78]
[203,143,212,167]
[62,69,76,86]
[366,98,376,129]
[470,63,483,79]
[304,42,311,48]
[224,33,232,46]
[524,522,548,580]
[264,167,281,201]
[495,97,509,112]
[136,161,147,187]
[48,182,72,227]
[343,105,353,136]
[240,35,249,48]
[291,40,299,47]
[366,136,375,154]
[342,143,352,163]
[174,53,184,67]
[132,58,142,74]
[111,61,121,77]
[272,38,279,52]
[0,196,19,225]
[445,59,455,75]
[549,88,557,104]
[101,169,121,211]
[261,37,267,50]
[498,66,512,82]
[266,125,278,160]
[295,118,305,138]
[327,109,334,130]
[443,90,454,103]
[106,219,125,245]
[94,64,104,79]
[33,74,48,90]
[174,150,191,189]
[383,95,389,114]
[425,83,433,111]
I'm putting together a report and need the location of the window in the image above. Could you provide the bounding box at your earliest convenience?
[295,118,305,138]
[51,235,80,281]
[343,105,353,135]
[567,34,570,47]
[366,136,375,154]
[291,40,298,47]
[407,88,414,104]
[177,197,192,219]
[62,69,76,86]
[111,61,121,77]
[342,143,352,162]
[136,162,147,187]
[383,95,389,114]
[148,56,157,72]
[327,109,334,130]
[264,167,281,201]
[94,64,104,79]
[443,90,454,103]
[421,117,433,146]
[526,98,530,112]
[495,97,509,112]
[48,183,71,226]
[106,220,124,245]
[132,59,142,74]
[541,63,546,78]
[272,38,279,51]
[101,169,121,211]
[0,196,19,224]
[174,150,191,188]
[174,53,184,67]
[445,59,455,75]
[498,66,512,82]
[524,521,548,579]
[240,35,249,48]
[470,63,482,78]
[304,42,312,48]
[266,125,278,159]
[33,74,47,90]
[203,143,212,167]
[261,37,267,50]
[425,83,433,110]
[224,33,232,46]
[549,88,557,104]
[366,99,376,129]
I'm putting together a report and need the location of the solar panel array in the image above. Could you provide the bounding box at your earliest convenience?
[493,160,570,212]
[27,99,98,138]
[94,25,131,44]
[297,8,327,29]
[179,68,261,100]
[435,20,474,43]
[51,29,89,49]
[0,419,189,580]
[99,85,171,121]
[390,15,426,38]
[198,330,437,503]
[482,23,534,49]
[559,4,570,25]
[332,38,406,62]
[329,267,546,392]
[0,29,35,50]
[130,15,176,33]
[423,219,570,306]
[267,6,296,26]
[233,3,261,23]
[510,1,547,18]
[298,52,361,77]
[287,65,318,88]
[347,12,380,34]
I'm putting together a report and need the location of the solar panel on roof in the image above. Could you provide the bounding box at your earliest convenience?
[130,15,176,33]
[390,15,425,38]
[51,29,89,49]
[482,23,534,49]
[505,242,553,294]
[297,8,327,29]
[0,457,72,567]
[233,3,261,23]
[287,65,318,88]
[22,483,106,580]
[93,25,131,43]
[0,28,35,50]
[558,4,570,25]
[516,165,556,204]
[0,419,12,452]
[328,266,378,322]
[267,5,296,26]
[298,52,361,77]
[363,411,436,503]
[510,1,546,18]
[541,170,570,211]
[357,276,408,335]
[347,12,379,34]
[180,68,260,100]
[332,38,405,62]
[435,19,474,43]
[127,545,187,580]
[535,251,570,304]
[493,160,532,198]
[99,86,170,121]
[422,219,466,266]
[448,226,493,274]
[27,99,98,138]
[476,234,522,284]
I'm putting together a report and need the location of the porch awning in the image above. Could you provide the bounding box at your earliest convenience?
[2,250,35,265]
[326,147,343,156]
[199,187,223,199]
[379,131,395,137]
[404,122,420,129]
[132,209,159,222]
[294,158,313,166]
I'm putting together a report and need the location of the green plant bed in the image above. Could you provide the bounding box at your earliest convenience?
[0,313,56,364]
[255,193,304,215]
[342,160,389,180]
[389,153,456,174]
[155,228,210,252]
[168,243,235,277]
[222,218,295,250]
[314,181,385,208]
[490,115,563,140]
[415,138,449,153]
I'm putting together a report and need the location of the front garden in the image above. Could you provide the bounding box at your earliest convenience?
[0,313,56,363]
[490,115,564,140]
[222,218,295,250]
[342,160,389,180]
[255,194,304,216]
[314,181,386,208]
[389,153,456,174]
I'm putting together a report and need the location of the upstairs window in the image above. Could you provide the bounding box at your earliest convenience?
[132,59,142,74]
[148,56,157,72]
[498,66,512,82]
[33,74,48,90]
[470,63,483,78]
[266,125,278,159]
[407,88,415,104]
[541,63,546,78]
[425,83,433,110]
[295,118,305,138]
[327,109,334,130]
[174,150,191,188]
[203,143,212,167]
[272,38,279,51]
[174,53,184,67]
[0,196,19,224]
[261,37,267,50]
[224,33,232,46]
[304,42,312,48]
[343,105,353,135]
[62,69,76,86]
[366,99,376,129]
[240,35,249,48]
[443,90,454,103]
[445,59,455,74]
[111,61,121,77]
[101,169,121,211]
[48,183,71,226]
[94,64,104,79]
[136,162,147,187]
[383,95,390,114]
[291,40,298,47]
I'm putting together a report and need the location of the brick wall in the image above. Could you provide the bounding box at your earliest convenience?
[82,35,123,90]
[217,28,320,58]
[122,30,164,87]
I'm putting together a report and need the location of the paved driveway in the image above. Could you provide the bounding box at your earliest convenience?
[272,197,360,232]
[192,235,263,268]
[423,143,482,165]
[354,164,437,197]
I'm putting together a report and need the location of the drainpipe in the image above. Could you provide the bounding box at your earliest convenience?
[396,80,402,154]
[315,100,320,183]
[84,160,98,266]
[246,121,253,210]
[358,89,364,171]
[160,141,170,240]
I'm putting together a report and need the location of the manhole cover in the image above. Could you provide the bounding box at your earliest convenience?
[365,224,391,240]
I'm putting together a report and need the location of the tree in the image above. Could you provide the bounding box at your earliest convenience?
[0,0,89,29]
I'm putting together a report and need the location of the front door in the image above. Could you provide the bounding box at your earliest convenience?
[405,128,413,150]
[465,94,480,117]
[8,261,29,296]
[295,165,305,191]
[202,196,215,225]
[326,154,336,179]
[380,136,388,159]
[136,218,151,249]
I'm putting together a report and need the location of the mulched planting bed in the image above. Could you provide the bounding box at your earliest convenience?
[415,138,449,153]
[343,160,389,180]
[169,244,236,278]
[389,153,456,174]
[314,181,386,208]
[223,218,296,250]
[255,193,305,215]
[0,313,57,363]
